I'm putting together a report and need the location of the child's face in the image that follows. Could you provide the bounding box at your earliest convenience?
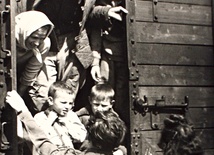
[90,99,113,114]
[51,90,74,117]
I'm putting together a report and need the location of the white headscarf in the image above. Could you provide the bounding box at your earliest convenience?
[15,11,54,62]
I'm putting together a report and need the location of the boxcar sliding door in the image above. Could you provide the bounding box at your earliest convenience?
[126,0,214,154]
[0,0,30,154]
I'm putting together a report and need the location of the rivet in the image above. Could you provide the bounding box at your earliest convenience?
[0,82,4,88]
[0,70,4,75]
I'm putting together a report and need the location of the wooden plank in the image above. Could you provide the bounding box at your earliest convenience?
[136,1,212,25]
[131,108,214,130]
[16,0,27,14]
[135,22,213,45]
[149,148,214,155]
[126,0,137,67]
[135,44,214,66]
[190,108,214,128]
[15,0,35,13]
[137,87,214,107]
[136,129,214,152]
[138,0,211,6]
[137,65,214,86]
[204,149,214,155]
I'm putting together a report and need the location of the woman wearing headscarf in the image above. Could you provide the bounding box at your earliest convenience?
[15,10,54,97]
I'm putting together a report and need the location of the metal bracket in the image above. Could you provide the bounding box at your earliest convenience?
[1,122,11,150]
[129,60,139,81]
[0,5,11,59]
[152,0,158,22]
[133,96,189,130]
[133,95,189,115]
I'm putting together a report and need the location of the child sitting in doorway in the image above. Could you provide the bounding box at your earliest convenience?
[81,110,127,155]
[5,90,126,155]
[76,80,116,127]
[32,81,87,153]
[76,80,127,155]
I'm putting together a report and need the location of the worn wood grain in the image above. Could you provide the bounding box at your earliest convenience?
[137,87,214,107]
[137,0,211,6]
[132,129,214,151]
[131,107,214,130]
[135,44,214,66]
[136,1,211,25]
[135,22,213,45]
[16,0,27,14]
[128,0,214,154]
[203,149,214,155]
[134,129,214,153]
[137,65,214,86]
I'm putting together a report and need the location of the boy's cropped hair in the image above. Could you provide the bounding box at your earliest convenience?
[90,79,115,102]
[48,81,74,98]
[158,114,203,155]
[88,111,126,152]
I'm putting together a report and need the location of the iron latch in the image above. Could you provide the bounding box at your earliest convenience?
[133,95,189,115]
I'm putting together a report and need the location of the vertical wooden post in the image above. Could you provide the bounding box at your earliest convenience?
[10,0,17,90]
[212,0,214,49]
[0,0,17,154]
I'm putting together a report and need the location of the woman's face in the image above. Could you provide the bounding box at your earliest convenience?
[25,27,48,50]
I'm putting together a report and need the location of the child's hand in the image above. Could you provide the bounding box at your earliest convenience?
[6,90,28,113]
[113,149,124,155]
[91,65,101,82]
[113,146,127,155]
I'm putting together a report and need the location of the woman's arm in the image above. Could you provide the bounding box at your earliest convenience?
[18,38,51,96]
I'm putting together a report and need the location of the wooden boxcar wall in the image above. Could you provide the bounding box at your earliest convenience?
[126,0,214,155]
[0,0,18,154]
[0,0,36,154]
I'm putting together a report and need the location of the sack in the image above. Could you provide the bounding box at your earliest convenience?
[73,29,93,69]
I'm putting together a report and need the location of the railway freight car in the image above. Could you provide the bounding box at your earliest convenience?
[0,0,214,155]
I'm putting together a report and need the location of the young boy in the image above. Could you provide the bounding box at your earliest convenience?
[82,111,127,155]
[88,0,129,124]
[76,81,127,155]
[33,81,87,152]
[5,90,126,155]
[76,81,116,128]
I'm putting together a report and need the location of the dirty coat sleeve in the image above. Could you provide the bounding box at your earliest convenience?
[18,111,57,155]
